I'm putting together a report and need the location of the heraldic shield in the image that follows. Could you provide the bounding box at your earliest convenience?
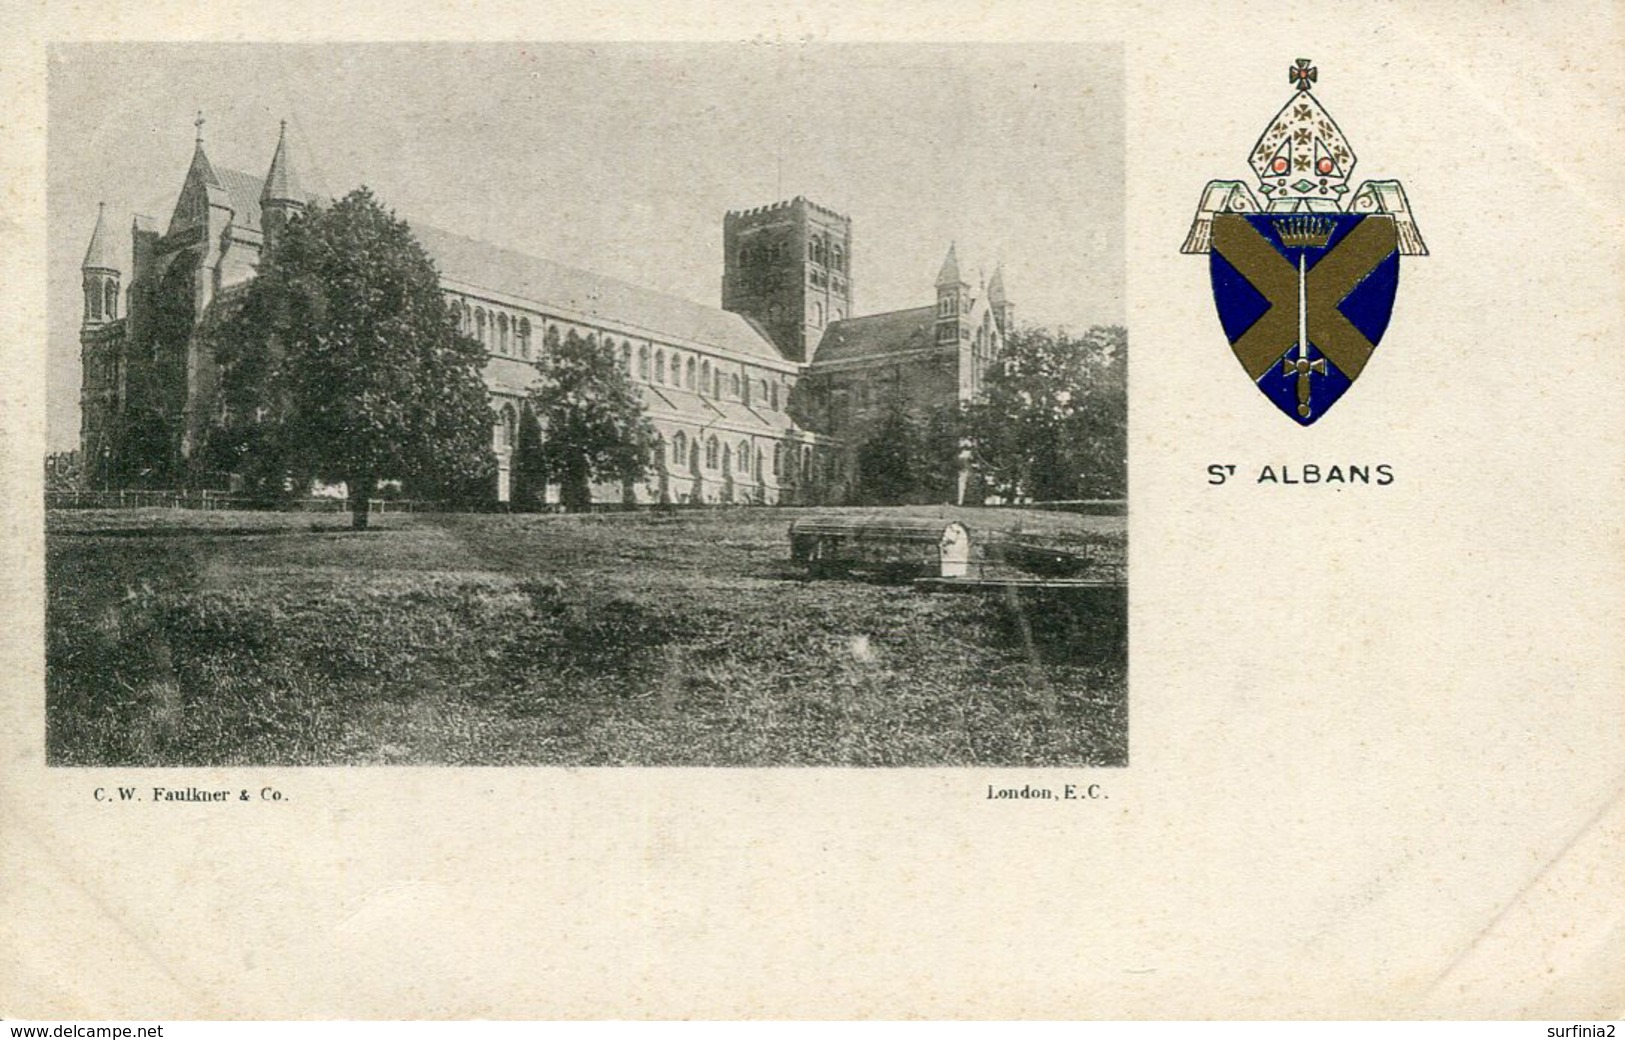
[1209,212,1399,425]
[1183,61,1425,426]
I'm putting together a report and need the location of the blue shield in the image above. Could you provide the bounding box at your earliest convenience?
[1209,213,1399,425]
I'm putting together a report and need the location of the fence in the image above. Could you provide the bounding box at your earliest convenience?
[44,489,425,514]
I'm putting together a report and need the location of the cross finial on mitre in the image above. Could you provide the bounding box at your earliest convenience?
[1290,59,1317,92]
[194,110,206,143]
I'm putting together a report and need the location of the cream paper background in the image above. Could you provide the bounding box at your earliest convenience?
[2,0,1621,1020]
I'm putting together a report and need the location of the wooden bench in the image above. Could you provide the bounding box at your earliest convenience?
[789,515,972,578]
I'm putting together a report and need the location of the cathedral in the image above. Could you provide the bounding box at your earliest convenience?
[78,120,1013,506]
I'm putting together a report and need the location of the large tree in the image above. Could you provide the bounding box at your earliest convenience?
[201,187,495,528]
[526,330,658,512]
[964,324,1127,502]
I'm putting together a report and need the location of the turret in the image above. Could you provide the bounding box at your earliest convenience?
[987,263,1014,336]
[260,119,308,252]
[934,242,967,346]
[81,202,120,326]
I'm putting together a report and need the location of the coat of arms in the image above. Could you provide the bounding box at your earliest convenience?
[1183,60,1426,424]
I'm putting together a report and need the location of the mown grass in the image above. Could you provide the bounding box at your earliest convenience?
[45,506,1126,767]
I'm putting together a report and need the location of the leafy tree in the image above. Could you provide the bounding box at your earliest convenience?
[201,187,495,529]
[855,405,920,505]
[511,404,547,511]
[527,330,658,512]
[965,325,1126,502]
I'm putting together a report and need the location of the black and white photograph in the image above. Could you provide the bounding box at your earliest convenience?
[45,43,1127,767]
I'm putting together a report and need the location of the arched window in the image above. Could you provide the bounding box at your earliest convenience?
[685,358,696,390]
[807,240,815,261]
[833,244,844,272]
[730,372,741,397]
[755,450,763,482]
[673,431,687,466]
[519,318,532,358]
[813,301,824,326]
[475,308,487,344]
[756,379,768,406]
[463,303,472,331]
[654,350,665,384]
[700,360,711,396]
[722,444,732,475]
[738,441,750,476]
[706,436,719,470]
[770,383,780,410]
[802,446,813,482]
[622,342,632,372]
[545,324,560,351]
[638,344,650,380]
[103,282,117,319]
[773,444,783,478]
[497,313,509,354]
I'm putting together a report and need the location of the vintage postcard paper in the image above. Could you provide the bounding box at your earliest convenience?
[3,0,1621,1021]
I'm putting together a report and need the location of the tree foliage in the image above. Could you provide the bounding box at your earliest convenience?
[855,405,920,505]
[964,325,1126,502]
[526,330,658,512]
[200,187,495,527]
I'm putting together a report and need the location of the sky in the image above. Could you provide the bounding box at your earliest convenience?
[47,42,1123,452]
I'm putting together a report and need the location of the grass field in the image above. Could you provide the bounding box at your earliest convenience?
[45,505,1126,767]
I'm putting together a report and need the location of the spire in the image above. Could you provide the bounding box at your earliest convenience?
[261,119,307,205]
[936,242,964,287]
[82,202,118,272]
[185,109,221,189]
[987,263,1007,304]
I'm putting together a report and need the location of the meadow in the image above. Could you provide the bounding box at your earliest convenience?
[45,505,1126,767]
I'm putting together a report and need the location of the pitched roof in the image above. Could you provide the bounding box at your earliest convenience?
[83,203,119,271]
[410,222,788,364]
[644,385,780,434]
[214,167,267,231]
[809,305,937,365]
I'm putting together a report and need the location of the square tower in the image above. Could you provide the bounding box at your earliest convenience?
[722,196,853,362]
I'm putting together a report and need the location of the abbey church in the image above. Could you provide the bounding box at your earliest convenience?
[78,121,1014,505]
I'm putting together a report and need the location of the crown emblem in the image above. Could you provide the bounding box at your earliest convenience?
[1181,61,1428,426]
[1276,215,1336,248]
